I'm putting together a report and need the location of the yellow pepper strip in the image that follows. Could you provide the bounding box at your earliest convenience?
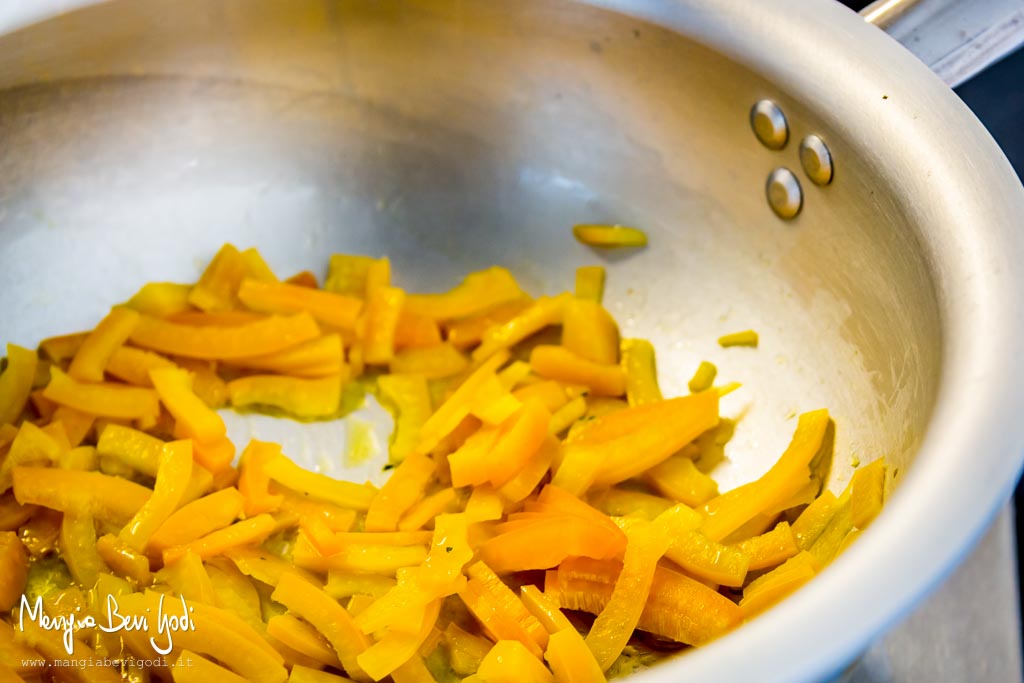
[267,615,344,670]
[809,497,854,565]
[554,556,742,646]
[163,514,275,565]
[272,572,372,682]
[701,409,829,542]
[278,493,359,532]
[643,455,719,506]
[469,377,521,427]
[357,598,441,681]
[619,339,662,407]
[739,551,820,618]
[172,650,248,683]
[391,655,436,683]
[365,256,392,293]
[365,451,436,531]
[513,380,569,413]
[156,550,216,603]
[0,531,28,611]
[0,344,38,424]
[545,628,608,683]
[205,557,264,630]
[731,521,799,571]
[237,278,362,331]
[264,454,376,511]
[59,511,105,587]
[68,308,141,382]
[185,435,234,474]
[18,507,61,558]
[584,519,673,670]
[458,580,545,658]
[238,440,285,515]
[120,440,193,551]
[95,423,164,475]
[39,333,90,367]
[574,265,606,303]
[464,485,505,522]
[151,367,227,443]
[445,299,534,350]
[471,561,549,648]
[130,312,320,360]
[415,350,509,456]
[0,619,46,677]
[850,458,886,529]
[554,392,719,496]
[389,343,469,379]
[12,466,150,526]
[324,571,396,598]
[444,622,492,676]
[472,294,572,363]
[361,286,406,365]
[446,427,497,489]
[499,436,558,504]
[0,422,65,492]
[168,310,269,326]
[791,490,838,549]
[51,407,95,448]
[325,254,378,296]
[225,547,322,588]
[548,396,586,436]
[485,399,551,488]
[405,267,526,322]
[717,329,759,348]
[530,346,626,398]
[96,533,152,584]
[394,310,443,350]
[107,344,179,387]
[293,531,428,574]
[229,334,344,378]
[289,666,357,683]
[398,487,458,531]
[562,300,619,365]
[17,617,121,683]
[30,388,58,421]
[572,224,648,248]
[663,530,750,587]
[43,366,160,420]
[688,361,718,394]
[376,374,432,463]
[187,244,274,312]
[228,373,343,419]
[587,488,674,520]
[467,640,555,683]
[125,281,193,317]
[520,585,574,634]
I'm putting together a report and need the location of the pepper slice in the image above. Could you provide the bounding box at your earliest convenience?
[129,312,320,360]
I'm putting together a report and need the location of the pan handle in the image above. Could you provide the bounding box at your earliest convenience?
[860,0,1024,87]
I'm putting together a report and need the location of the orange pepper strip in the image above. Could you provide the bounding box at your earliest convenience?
[458,578,545,659]
[167,310,269,326]
[228,373,344,419]
[187,244,279,312]
[172,650,248,683]
[238,440,285,515]
[364,452,436,531]
[43,366,159,420]
[356,598,441,680]
[414,349,509,457]
[405,266,526,322]
[701,409,829,542]
[643,455,719,507]
[227,334,344,378]
[481,513,626,575]
[29,388,57,422]
[284,270,319,288]
[163,514,275,565]
[266,615,343,670]
[0,344,38,424]
[850,458,886,529]
[469,562,549,650]
[469,640,555,683]
[265,454,376,510]
[389,343,469,379]
[444,299,533,350]
[68,307,141,382]
[0,422,65,492]
[486,399,551,488]
[12,466,150,526]
[272,572,372,682]
[499,436,559,504]
[0,616,46,677]
[553,556,742,646]
[574,266,606,303]
[324,254,377,297]
[0,531,28,611]
[471,294,571,363]
[361,285,406,365]
[129,312,320,360]
[124,282,193,317]
[96,533,152,584]
[119,440,193,551]
[238,279,362,331]
[561,299,619,365]
[398,488,458,531]
[105,346,177,386]
[394,310,442,350]
[512,381,569,413]
[151,367,227,443]
[730,521,799,571]
[464,485,505,522]
[545,628,608,683]
[530,345,626,398]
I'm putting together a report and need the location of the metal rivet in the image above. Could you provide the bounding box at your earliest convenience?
[766,168,803,219]
[799,134,834,185]
[750,99,789,150]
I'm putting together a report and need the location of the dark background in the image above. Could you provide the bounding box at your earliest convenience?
[837,0,1024,630]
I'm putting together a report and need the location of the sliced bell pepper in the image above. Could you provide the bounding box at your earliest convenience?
[643,454,719,507]
[325,254,378,297]
[0,344,39,425]
[124,282,193,317]
[205,556,264,630]
[730,521,799,571]
[129,312,320,360]
[850,458,886,529]
[96,533,152,584]
[294,538,428,575]
[272,572,372,681]
[0,491,36,531]
[156,550,216,603]
[51,407,95,448]
[285,270,320,288]
[163,514,275,565]
[701,409,829,542]
[398,487,458,531]
[809,497,853,565]
[172,650,248,683]
[739,551,819,618]
[791,490,838,549]
[561,300,619,365]
[548,396,587,436]
[365,451,436,531]
[150,367,227,443]
[187,244,278,312]
[43,366,160,421]
[30,388,58,422]
[587,489,674,520]
[0,421,65,492]
[267,615,343,670]
[664,530,750,587]
[520,585,575,634]
[572,224,647,248]
[324,571,396,599]
[574,266,606,303]
[394,311,443,350]
[458,565,547,658]
[376,374,432,463]
[405,267,526,322]
[486,399,551,488]
[687,361,718,394]
[17,616,121,683]
[499,435,559,504]
[228,373,343,419]
[361,285,405,365]
[167,310,269,326]
[472,294,572,363]
[389,343,469,379]
[356,598,441,681]
[13,466,150,526]
[68,307,141,382]
[545,627,607,683]
[619,339,663,407]
[717,330,759,348]
[444,622,492,676]
[120,439,193,551]
[0,531,29,610]
[96,423,165,475]
[468,640,555,683]
[229,335,344,378]
[512,381,569,413]
[445,299,533,350]
[238,440,285,515]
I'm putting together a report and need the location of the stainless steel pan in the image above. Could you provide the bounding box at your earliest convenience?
[2,1,1024,681]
